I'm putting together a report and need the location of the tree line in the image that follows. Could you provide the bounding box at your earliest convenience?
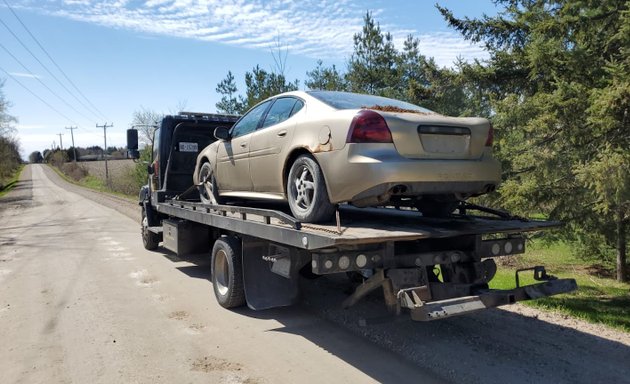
[0,79,21,190]
[214,1,628,281]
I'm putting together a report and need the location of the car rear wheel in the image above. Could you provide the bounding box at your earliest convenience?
[198,162,222,205]
[287,155,335,223]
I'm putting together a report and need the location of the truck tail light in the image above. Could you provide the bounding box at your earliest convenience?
[485,122,494,147]
[347,110,393,143]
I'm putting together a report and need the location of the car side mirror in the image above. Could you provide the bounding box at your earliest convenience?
[214,126,231,141]
[127,129,139,159]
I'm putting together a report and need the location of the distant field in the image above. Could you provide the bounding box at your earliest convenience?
[79,159,135,181]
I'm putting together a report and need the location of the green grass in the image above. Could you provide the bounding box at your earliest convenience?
[0,164,25,198]
[80,175,108,190]
[490,241,630,332]
[48,164,136,202]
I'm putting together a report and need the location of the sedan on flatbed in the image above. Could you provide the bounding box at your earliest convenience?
[194,91,501,223]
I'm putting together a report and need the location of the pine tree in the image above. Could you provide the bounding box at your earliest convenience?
[215,71,246,114]
[439,0,630,280]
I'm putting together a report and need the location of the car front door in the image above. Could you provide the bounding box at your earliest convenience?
[249,97,305,193]
[216,100,271,192]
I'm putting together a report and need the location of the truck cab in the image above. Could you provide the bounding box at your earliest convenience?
[128,112,239,207]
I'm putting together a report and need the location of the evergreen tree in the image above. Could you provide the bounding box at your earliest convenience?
[215,71,246,114]
[346,12,398,96]
[305,60,347,91]
[243,65,298,109]
[439,0,630,280]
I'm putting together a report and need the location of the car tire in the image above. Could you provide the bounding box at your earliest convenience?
[141,207,160,250]
[198,162,222,205]
[211,236,246,309]
[287,155,335,223]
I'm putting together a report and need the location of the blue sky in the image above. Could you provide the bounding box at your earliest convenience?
[1,0,498,158]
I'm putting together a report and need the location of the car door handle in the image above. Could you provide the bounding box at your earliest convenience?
[240,142,247,148]
[277,130,287,137]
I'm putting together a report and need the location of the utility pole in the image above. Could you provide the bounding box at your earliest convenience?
[57,133,64,150]
[96,123,113,186]
[65,126,78,161]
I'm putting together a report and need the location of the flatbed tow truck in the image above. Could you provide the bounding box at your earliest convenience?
[127,112,577,321]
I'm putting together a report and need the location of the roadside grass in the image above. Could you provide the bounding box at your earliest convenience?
[490,241,630,332]
[0,164,25,198]
[47,164,137,202]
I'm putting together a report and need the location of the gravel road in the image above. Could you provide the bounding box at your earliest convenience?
[1,164,629,384]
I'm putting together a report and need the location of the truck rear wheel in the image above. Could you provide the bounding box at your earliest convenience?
[141,207,160,250]
[211,236,246,308]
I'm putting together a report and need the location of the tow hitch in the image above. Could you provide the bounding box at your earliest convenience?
[344,266,577,321]
[403,266,577,321]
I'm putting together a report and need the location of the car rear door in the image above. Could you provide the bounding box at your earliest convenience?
[216,100,271,192]
[249,97,304,193]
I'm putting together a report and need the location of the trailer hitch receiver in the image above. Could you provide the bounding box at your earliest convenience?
[515,265,556,288]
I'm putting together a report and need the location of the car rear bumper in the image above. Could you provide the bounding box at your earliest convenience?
[314,143,501,205]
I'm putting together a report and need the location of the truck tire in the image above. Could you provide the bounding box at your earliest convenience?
[211,236,246,308]
[141,207,160,250]
[287,155,335,223]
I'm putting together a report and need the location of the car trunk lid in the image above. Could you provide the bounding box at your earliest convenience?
[381,113,491,160]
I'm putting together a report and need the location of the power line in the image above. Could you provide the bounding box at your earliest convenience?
[0,15,104,122]
[2,0,109,121]
[0,41,96,122]
[0,65,78,124]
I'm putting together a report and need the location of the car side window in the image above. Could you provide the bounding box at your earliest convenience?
[261,97,300,129]
[231,101,271,138]
[289,99,304,117]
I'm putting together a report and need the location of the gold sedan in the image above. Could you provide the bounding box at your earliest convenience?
[194,91,500,223]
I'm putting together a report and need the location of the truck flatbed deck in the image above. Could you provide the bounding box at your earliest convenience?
[156,200,559,250]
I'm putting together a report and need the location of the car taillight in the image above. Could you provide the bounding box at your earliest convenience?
[347,110,393,143]
[485,122,494,147]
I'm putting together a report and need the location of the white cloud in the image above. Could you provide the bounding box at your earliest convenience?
[16,124,47,130]
[9,72,42,79]
[18,0,487,66]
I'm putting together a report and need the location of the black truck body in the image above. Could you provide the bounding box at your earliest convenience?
[127,112,577,321]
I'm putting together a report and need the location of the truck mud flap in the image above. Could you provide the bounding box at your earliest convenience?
[405,278,577,321]
[241,236,302,310]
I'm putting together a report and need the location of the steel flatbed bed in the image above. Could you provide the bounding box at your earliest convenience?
[155,200,560,250]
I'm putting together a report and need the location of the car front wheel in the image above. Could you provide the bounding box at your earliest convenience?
[198,162,222,205]
[287,155,335,223]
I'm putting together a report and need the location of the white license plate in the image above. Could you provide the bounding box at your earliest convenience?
[179,142,198,152]
[419,134,469,154]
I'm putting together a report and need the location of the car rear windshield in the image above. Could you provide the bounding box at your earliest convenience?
[308,91,434,113]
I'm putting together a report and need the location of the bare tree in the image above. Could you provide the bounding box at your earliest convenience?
[131,107,162,147]
[0,79,17,137]
[169,99,189,115]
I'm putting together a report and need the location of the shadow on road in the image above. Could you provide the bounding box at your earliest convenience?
[153,248,630,384]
